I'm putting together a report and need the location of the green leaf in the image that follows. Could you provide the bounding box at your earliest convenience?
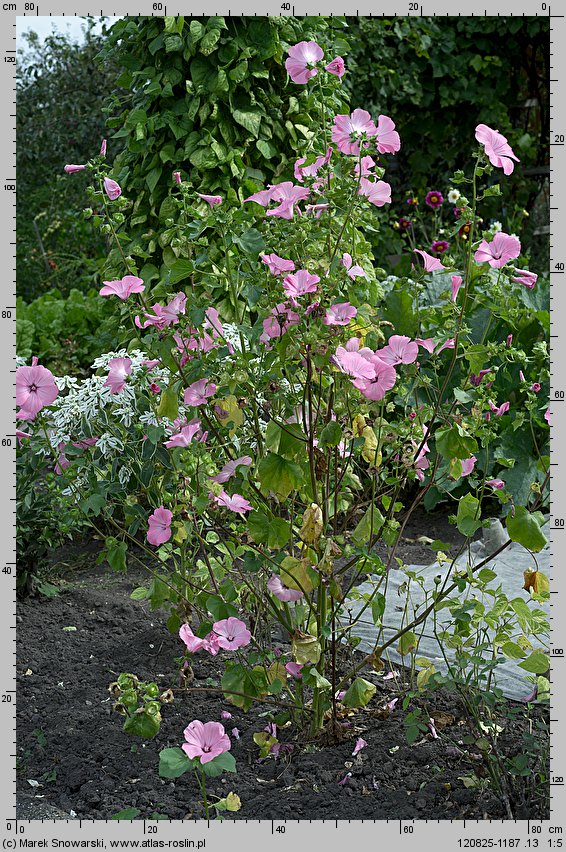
[112,808,141,820]
[159,747,193,779]
[319,420,342,448]
[501,641,527,660]
[123,710,161,739]
[168,259,194,285]
[248,512,290,549]
[352,505,385,546]
[436,425,478,461]
[398,631,418,656]
[518,650,549,674]
[221,663,268,711]
[233,227,265,255]
[257,453,304,499]
[105,538,128,572]
[342,677,376,708]
[456,493,482,537]
[130,586,149,601]
[201,751,236,778]
[233,107,262,138]
[506,507,548,553]
[302,667,331,690]
[157,386,179,421]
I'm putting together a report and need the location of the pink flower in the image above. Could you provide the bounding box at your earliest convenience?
[261,303,300,341]
[460,456,477,476]
[474,233,521,268]
[415,338,436,354]
[179,623,219,655]
[325,56,345,77]
[436,338,455,355]
[100,139,107,156]
[305,203,329,218]
[489,399,510,416]
[352,737,368,756]
[210,456,253,484]
[431,240,449,254]
[414,249,446,272]
[103,357,132,394]
[16,359,59,418]
[221,710,232,720]
[355,156,377,178]
[451,274,463,302]
[425,190,443,209]
[244,188,276,206]
[136,293,187,329]
[486,479,505,490]
[231,728,240,740]
[182,720,231,765]
[173,171,182,186]
[261,253,295,276]
[197,193,222,207]
[285,41,324,84]
[103,177,121,200]
[475,124,519,175]
[341,253,366,280]
[358,177,391,207]
[530,382,541,393]
[147,505,172,546]
[285,662,304,679]
[16,429,30,445]
[99,275,145,300]
[375,335,418,366]
[184,379,216,407]
[331,109,377,155]
[506,334,513,348]
[324,303,357,326]
[338,772,352,786]
[212,491,253,514]
[267,182,310,219]
[374,114,400,154]
[545,408,551,424]
[282,269,320,304]
[164,422,202,449]
[294,149,332,183]
[212,617,251,650]
[428,719,439,739]
[332,346,375,380]
[512,268,537,289]
[353,356,397,401]
[54,442,70,475]
[470,368,493,386]
[64,164,86,174]
[386,697,398,712]
[267,574,304,602]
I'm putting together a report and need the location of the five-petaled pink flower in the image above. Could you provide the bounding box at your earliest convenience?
[64,164,86,174]
[210,456,253,484]
[475,124,519,175]
[451,274,463,302]
[285,41,324,84]
[489,399,510,417]
[261,303,300,341]
[211,491,253,514]
[294,148,332,183]
[285,662,304,678]
[103,357,132,395]
[179,623,220,656]
[268,182,310,219]
[184,379,216,407]
[103,177,122,200]
[267,574,304,602]
[474,232,521,268]
[460,456,477,477]
[358,177,391,207]
[331,109,377,155]
[512,268,537,289]
[16,358,59,419]
[414,248,446,272]
[332,344,375,381]
[355,156,377,178]
[197,193,223,207]
[324,302,358,326]
[341,253,366,280]
[261,253,296,276]
[353,356,397,401]
[282,269,320,304]
[147,505,172,546]
[486,478,505,490]
[182,720,231,765]
[375,335,418,366]
[99,275,145,300]
[374,115,401,154]
[325,56,345,77]
[164,422,203,449]
[136,293,187,329]
[212,617,251,650]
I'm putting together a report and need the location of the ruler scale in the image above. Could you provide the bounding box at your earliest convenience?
[4,3,563,848]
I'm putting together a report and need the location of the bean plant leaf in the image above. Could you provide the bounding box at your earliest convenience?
[518,650,549,674]
[506,506,548,553]
[342,677,376,708]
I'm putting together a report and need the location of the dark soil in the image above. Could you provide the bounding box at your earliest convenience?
[17,513,548,821]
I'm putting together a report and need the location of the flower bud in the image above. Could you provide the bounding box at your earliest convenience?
[100,139,107,157]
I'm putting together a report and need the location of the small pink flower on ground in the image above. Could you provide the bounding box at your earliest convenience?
[358,177,391,207]
[352,737,368,756]
[147,505,172,546]
[197,193,222,207]
[486,478,506,490]
[103,177,121,200]
[451,274,463,302]
[460,456,478,477]
[512,268,537,289]
[267,574,304,602]
[338,772,352,786]
[285,41,324,84]
[221,710,232,720]
[331,109,377,155]
[99,275,145,300]
[425,190,443,209]
[413,249,446,272]
[340,253,366,279]
[285,662,304,679]
[264,722,277,737]
[182,720,231,765]
[489,400,510,416]
[261,253,295,276]
[335,690,347,701]
[282,269,320,304]
[212,617,251,651]
[211,491,253,514]
[210,456,253,484]
[376,335,418,366]
[184,379,216,407]
[100,139,107,156]
[431,240,449,254]
[103,357,132,395]
[324,303,358,326]
[375,114,401,154]
[353,356,397,401]
[325,56,345,77]
[530,383,541,393]
[383,671,395,681]
[386,698,398,711]
[16,360,59,418]
[164,422,202,449]
[64,164,86,174]
[173,171,182,186]
[475,124,519,175]
[474,232,521,268]
[231,728,240,739]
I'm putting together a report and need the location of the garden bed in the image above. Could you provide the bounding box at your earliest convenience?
[16,519,548,822]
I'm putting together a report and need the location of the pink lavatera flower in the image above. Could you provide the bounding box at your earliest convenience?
[64,164,86,174]
[305,203,329,218]
[16,429,31,445]
[182,720,231,765]
[323,302,358,326]
[451,274,463,302]
[267,182,310,219]
[413,249,446,272]
[147,505,172,546]
[197,193,222,207]
[355,155,377,178]
[352,737,368,756]
[221,711,232,720]
[358,177,391,207]
[294,148,332,183]
[267,574,304,602]
[16,358,59,418]
[103,357,132,394]
[436,338,455,355]
[164,422,203,449]
[179,623,220,656]
[376,335,418,366]
[489,400,510,416]
[103,177,121,200]
[332,346,375,381]
[415,338,436,354]
[474,232,521,268]
[512,268,537,289]
[285,41,324,84]
[282,269,320,304]
[460,456,478,477]
[99,275,145,300]
[285,662,304,679]
[353,356,397,401]
[261,253,295,276]
[545,408,551,424]
[374,114,401,154]
[54,442,70,476]
[486,479,506,490]
[244,187,276,206]
[331,109,377,155]
[325,56,345,77]
[475,124,519,175]
[211,490,253,514]
[173,171,182,186]
[212,617,251,651]
[136,293,187,329]
[184,379,216,407]
[340,253,366,280]
[210,456,253,484]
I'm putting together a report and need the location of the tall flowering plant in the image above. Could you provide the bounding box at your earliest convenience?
[22,42,549,741]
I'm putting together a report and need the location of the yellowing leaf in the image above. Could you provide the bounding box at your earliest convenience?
[267,662,287,686]
[299,504,324,545]
[292,633,321,665]
[352,414,366,437]
[215,395,243,432]
[523,570,549,596]
[225,792,241,812]
[361,426,381,465]
[280,556,318,593]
